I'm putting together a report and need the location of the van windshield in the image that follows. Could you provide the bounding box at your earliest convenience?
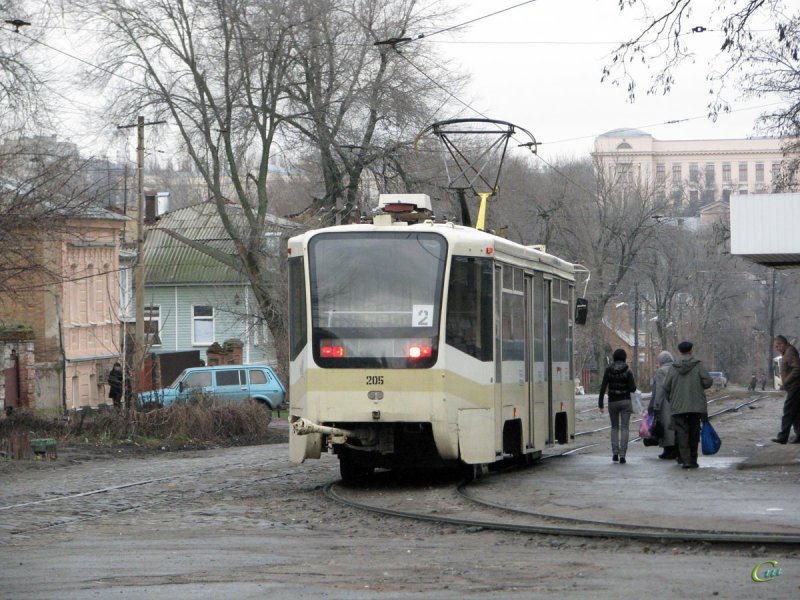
[168,370,188,388]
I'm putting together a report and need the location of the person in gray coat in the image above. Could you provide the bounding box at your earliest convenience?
[649,350,676,459]
[662,340,714,469]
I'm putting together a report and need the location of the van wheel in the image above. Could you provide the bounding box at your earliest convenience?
[251,398,273,419]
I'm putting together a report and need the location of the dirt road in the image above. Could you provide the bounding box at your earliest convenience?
[1,390,798,599]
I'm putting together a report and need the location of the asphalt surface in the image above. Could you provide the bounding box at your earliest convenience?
[1,390,798,599]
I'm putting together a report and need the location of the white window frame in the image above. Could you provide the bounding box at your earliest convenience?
[144,305,162,346]
[192,305,215,346]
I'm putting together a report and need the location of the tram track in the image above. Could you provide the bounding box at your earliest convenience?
[1,394,777,543]
[323,478,800,546]
[324,393,796,546]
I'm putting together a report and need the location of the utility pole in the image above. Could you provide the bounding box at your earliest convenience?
[633,281,639,383]
[117,116,166,407]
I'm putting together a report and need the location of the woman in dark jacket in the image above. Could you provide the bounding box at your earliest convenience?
[599,348,637,464]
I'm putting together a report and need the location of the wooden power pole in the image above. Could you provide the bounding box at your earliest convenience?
[116,116,165,406]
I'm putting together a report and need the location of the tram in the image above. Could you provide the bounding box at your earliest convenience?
[288,194,584,481]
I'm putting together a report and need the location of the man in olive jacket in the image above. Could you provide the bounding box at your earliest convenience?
[662,341,713,469]
[773,335,800,444]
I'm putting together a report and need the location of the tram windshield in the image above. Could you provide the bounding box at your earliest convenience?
[308,231,447,368]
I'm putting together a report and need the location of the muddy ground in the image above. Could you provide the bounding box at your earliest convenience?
[1,388,798,599]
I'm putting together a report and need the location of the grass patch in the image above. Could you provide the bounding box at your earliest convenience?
[1,403,276,451]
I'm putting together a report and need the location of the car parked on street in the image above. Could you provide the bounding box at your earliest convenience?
[138,365,285,410]
[709,371,727,389]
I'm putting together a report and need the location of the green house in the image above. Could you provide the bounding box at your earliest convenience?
[141,202,300,367]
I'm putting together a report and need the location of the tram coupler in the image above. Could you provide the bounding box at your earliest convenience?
[290,417,351,444]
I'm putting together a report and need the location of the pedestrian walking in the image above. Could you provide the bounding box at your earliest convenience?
[771,335,800,444]
[649,350,677,459]
[108,362,124,410]
[598,348,637,464]
[662,341,713,469]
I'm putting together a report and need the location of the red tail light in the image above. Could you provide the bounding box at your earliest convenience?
[320,345,345,358]
[408,345,433,359]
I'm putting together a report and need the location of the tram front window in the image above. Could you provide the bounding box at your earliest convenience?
[309,232,447,368]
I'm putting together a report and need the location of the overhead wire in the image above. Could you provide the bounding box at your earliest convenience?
[6,7,785,206]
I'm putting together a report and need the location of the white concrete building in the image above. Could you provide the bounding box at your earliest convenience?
[593,129,788,205]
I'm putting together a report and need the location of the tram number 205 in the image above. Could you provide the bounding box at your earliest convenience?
[366,375,384,386]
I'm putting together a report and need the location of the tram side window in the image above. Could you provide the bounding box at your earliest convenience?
[446,257,493,361]
[288,257,307,360]
[551,279,570,368]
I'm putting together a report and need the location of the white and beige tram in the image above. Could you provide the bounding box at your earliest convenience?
[288,194,581,481]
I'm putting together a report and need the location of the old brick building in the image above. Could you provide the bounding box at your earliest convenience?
[0,205,127,412]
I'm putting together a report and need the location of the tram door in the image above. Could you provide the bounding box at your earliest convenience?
[529,274,553,446]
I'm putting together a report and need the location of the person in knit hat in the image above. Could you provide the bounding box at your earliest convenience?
[648,350,676,459]
[662,341,713,469]
[598,348,637,464]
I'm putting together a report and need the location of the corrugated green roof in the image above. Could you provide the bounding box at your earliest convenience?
[144,202,299,285]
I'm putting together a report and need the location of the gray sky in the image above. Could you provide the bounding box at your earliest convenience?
[39,0,785,167]
[428,0,783,162]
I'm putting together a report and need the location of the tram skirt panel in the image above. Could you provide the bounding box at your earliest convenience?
[458,408,496,464]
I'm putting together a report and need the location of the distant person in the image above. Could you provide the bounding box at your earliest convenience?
[648,350,676,460]
[772,335,800,444]
[108,362,124,410]
[759,373,767,391]
[748,374,757,392]
[662,341,713,469]
[598,348,637,464]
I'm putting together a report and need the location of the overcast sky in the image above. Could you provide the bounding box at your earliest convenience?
[425,0,783,162]
[40,0,785,167]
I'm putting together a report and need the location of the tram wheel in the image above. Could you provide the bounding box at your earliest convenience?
[460,462,488,481]
[338,453,374,483]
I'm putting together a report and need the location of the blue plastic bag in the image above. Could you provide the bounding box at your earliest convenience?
[701,421,721,455]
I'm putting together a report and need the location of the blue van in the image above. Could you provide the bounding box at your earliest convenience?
[139,365,285,409]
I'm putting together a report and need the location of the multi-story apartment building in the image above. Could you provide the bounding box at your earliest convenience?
[593,128,788,206]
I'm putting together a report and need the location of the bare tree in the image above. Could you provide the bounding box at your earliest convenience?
[540,157,672,385]
[0,1,47,128]
[604,1,799,172]
[0,152,118,296]
[74,0,310,376]
[285,0,463,222]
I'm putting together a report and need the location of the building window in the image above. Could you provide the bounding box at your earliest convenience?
[144,305,161,346]
[722,163,731,182]
[689,163,700,184]
[689,190,699,204]
[656,163,665,183]
[119,266,133,321]
[738,162,748,182]
[722,189,731,202]
[192,305,214,345]
[617,162,632,184]
[755,162,764,182]
[672,164,682,182]
[705,163,715,185]
[771,162,782,186]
